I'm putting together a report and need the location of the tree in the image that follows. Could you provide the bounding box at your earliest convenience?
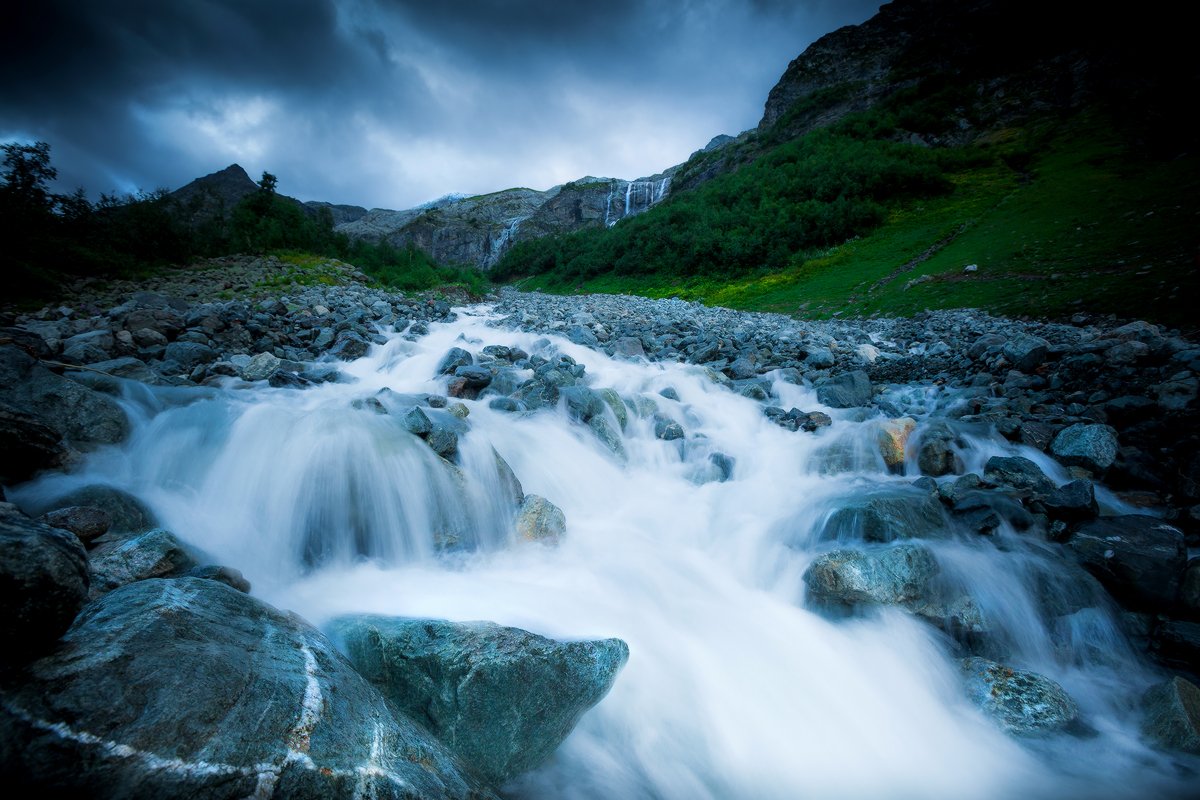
[1,141,57,212]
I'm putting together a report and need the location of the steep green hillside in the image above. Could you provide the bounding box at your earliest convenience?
[498,113,1197,328]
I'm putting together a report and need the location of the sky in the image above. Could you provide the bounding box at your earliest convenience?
[1,0,880,211]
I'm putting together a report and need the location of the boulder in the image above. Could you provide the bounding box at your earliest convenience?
[1067,515,1186,611]
[0,578,492,799]
[186,564,252,593]
[804,543,939,608]
[37,505,111,544]
[163,341,218,372]
[515,495,566,543]
[653,415,685,441]
[330,614,629,784]
[241,351,281,381]
[876,417,916,472]
[1002,334,1049,373]
[1141,676,1200,755]
[816,370,872,408]
[0,402,71,483]
[88,528,199,597]
[1051,424,1119,474]
[960,657,1078,736]
[436,347,474,376]
[1041,480,1098,522]
[34,484,158,534]
[0,507,90,662]
[983,456,1055,495]
[819,491,947,543]
[0,346,129,446]
[328,331,370,361]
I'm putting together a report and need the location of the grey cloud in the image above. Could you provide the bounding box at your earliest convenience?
[1,0,880,209]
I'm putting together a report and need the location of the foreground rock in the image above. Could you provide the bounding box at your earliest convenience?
[331,615,629,785]
[1066,516,1187,611]
[0,346,129,446]
[0,578,494,799]
[0,506,90,662]
[514,495,567,544]
[87,528,199,597]
[960,657,1079,736]
[1141,676,1200,754]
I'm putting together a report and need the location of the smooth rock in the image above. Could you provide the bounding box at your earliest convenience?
[515,495,566,543]
[37,505,111,543]
[1067,515,1187,611]
[330,614,629,784]
[0,509,90,662]
[816,370,873,408]
[241,351,281,381]
[88,528,199,597]
[0,578,492,799]
[804,543,939,607]
[1141,676,1200,754]
[960,656,1079,736]
[877,417,916,472]
[1051,423,1119,474]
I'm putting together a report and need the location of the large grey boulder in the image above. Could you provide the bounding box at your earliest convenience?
[1002,334,1050,373]
[0,402,71,483]
[0,578,494,799]
[32,484,158,535]
[330,615,629,785]
[983,456,1054,495]
[1051,424,1119,474]
[0,506,90,662]
[815,370,873,408]
[818,491,947,543]
[960,657,1079,736]
[515,495,566,543]
[1067,515,1187,611]
[1141,676,1200,754]
[88,528,199,597]
[804,543,939,607]
[0,346,129,446]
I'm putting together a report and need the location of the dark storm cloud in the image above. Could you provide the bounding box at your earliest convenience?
[0,0,880,209]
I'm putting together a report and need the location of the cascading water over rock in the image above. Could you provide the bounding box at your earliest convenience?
[10,302,1198,799]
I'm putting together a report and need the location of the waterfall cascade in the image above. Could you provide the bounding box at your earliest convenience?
[12,305,1194,799]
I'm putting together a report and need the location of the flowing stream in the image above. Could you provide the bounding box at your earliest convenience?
[14,304,1195,799]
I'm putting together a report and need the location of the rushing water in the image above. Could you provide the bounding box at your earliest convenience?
[13,305,1197,799]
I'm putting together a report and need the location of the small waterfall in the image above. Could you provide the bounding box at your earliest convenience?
[623,180,633,218]
[11,305,1192,799]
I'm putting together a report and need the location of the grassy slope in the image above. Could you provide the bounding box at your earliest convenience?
[514,122,1198,329]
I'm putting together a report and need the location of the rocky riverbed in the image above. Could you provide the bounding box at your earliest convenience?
[2,281,1199,797]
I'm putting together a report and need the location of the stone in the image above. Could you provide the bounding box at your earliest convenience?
[163,341,217,371]
[1041,480,1098,522]
[1141,676,1200,754]
[88,528,199,597]
[401,406,432,435]
[0,402,71,483]
[436,346,474,375]
[186,564,252,593]
[37,505,111,543]
[804,543,939,608]
[598,388,628,431]
[983,456,1055,495]
[876,417,916,472]
[1067,515,1187,611]
[653,415,685,441]
[612,337,646,358]
[560,386,606,423]
[1051,424,1119,474]
[453,364,493,389]
[816,370,872,408]
[819,491,947,543]
[0,578,492,799]
[515,494,566,543]
[328,331,370,361]
[960,657,1079,736]
[0,346,129,446]
[951,490,1033,535]
[241,351,281,381]
[1002,334,1049,373]
[0,509,90,662]
[330,615,629,784]
[34,484,158,534]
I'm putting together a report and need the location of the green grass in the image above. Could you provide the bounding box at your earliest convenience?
[512,121,1198,329]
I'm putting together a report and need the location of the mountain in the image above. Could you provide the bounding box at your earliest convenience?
[493,0,1198,325]
[169,164,259,225]
[326,168,675,270]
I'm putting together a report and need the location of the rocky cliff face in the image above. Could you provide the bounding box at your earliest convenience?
[332,170,675,270]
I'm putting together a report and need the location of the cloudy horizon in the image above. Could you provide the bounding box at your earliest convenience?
[2,0,879,211]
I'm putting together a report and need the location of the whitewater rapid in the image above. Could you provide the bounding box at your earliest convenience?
[14,304,1194,799]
